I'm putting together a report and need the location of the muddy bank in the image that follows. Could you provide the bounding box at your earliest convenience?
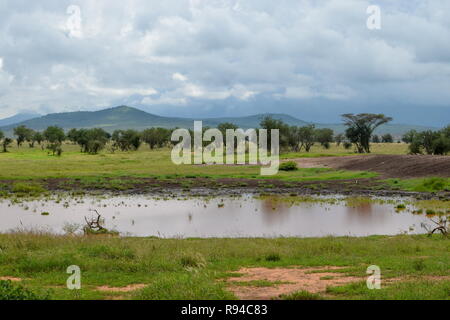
[293,154,450,178]
[1,176,447,200]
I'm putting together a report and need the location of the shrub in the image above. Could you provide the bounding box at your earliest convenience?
[11,183,45,196]
[279,161,298,171]
[0,280,51,300]
[279,290,324,300]
[179,253,206,270]
[265,253,281,262]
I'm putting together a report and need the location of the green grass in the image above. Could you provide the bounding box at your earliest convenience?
[388,177,450,192]
[0,234,448,300]
[281,143,408,159]
[0,144,377,191]
[279,290,325,300]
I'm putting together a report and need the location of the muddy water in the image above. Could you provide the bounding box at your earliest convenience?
[0,195,432,237]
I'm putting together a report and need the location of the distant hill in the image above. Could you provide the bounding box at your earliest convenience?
[0,106,438,137]
[0,113,41,127]
[0,106,193,135]
[204,113,309,128]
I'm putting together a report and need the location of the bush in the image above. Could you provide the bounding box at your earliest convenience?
[179,253,206,269]
[11,183,45,196]
[0,280,51,300]
[279,161,298,171]
[279,290,324,300]
[265,253,281,262]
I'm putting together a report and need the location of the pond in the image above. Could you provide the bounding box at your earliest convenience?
[0,195,436,238]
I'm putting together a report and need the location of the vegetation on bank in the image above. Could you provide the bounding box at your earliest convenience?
[0,142,448,195]
[388,177,450,193]
[0,234,448,300]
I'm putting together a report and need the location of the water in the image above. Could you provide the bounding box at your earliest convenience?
[0,195,432,238]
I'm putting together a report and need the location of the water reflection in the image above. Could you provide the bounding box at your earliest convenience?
[0,195,433,238]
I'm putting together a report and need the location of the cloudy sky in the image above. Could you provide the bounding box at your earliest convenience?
[0,0,449,126]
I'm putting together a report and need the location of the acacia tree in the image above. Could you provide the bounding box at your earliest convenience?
[142,128,171,149]
[260,116,290,150]
[298,125,316,152]
[342,113,392,153]
[0,131,13,153]
[381,133,394,143]
[43,126,65,156]
[315,128,334,149]
[13,125,33,147]
[112,130,141,151]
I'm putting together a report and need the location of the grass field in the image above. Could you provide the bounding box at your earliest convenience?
[0,143,405,181]
[0,233,448,300]
[1,142,448,301]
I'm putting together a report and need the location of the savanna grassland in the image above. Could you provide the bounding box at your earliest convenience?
[0,234,449,300]
[0,142,447,195]
[0,142,449,300]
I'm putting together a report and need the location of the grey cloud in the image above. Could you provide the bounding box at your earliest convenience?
[0,0,449,126]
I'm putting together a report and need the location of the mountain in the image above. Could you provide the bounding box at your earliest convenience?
[0,106,438,137]
[315,123,437,137]
[0,106,194,135]
[204,113,309,128]
[0,112,41,127]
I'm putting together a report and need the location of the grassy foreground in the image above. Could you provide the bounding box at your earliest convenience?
[0,234,448,300]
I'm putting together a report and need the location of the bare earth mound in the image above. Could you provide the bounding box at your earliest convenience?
[294,154,450,178]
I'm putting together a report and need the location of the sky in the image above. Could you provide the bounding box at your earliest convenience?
[0,0,449,126]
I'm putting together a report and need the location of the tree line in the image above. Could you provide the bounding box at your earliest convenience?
[1,113,447,156]
[402,126,450,155]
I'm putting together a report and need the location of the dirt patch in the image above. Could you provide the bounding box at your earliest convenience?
[226,266,361,300]
[96,284,146,293]
[0,276,23,282]
[293,155,450,178]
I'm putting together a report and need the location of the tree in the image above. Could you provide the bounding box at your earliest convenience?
[342,113,392,153]
[260,116,290,150]
[2,137,13,152]
[406,128,450,155]
[372,135,380,143]
[67,128,80,144]
[142,128,171,150]
[315,128,334,149]
[217,123,238,137]
[43,126,65,156]
[381,133,394,143]
[402,130,418,144]
[286,126,301,151]
[13,125,33,147]
[112,130,141,151]
[298,125,316,152]
[32,131,44,146]
[0,131,10,152]
[68,128,110,154]
[84,128,110,154]
[334,133,345,146]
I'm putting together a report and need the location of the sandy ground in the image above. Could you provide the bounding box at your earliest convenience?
[227,266,361,300]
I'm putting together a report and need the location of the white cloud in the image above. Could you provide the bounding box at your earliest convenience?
[0,0,449,124]
[172,73,188,81]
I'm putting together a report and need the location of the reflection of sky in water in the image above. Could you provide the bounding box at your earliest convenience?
[0,195,431,238]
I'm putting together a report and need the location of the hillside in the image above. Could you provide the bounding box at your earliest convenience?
[0,106,193,134]
[0,113,41,127]
[0,106,438,137]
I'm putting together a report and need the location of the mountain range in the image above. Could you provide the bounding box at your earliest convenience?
[0,106,438,137]
[0,112,41,127]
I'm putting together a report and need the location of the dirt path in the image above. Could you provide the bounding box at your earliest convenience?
[292,154,450,178]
